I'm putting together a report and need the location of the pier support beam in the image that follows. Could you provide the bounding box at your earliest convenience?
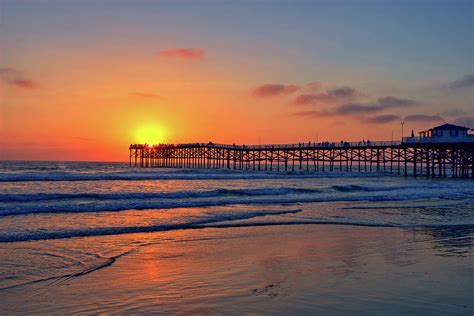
[128,142,474,178]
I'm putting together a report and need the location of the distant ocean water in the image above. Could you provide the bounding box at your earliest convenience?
[0,161,473,311]
[1,161,473,242]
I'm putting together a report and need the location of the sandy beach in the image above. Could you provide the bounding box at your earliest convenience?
[1,224,472,314]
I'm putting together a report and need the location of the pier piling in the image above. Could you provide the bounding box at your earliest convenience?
[129,141,474,178]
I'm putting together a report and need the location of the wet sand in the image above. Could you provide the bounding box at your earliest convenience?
[1,224,472,314]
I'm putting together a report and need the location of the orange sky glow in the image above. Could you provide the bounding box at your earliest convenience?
[1,1,472,161]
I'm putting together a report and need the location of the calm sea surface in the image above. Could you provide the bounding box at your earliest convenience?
[0,161,473,314]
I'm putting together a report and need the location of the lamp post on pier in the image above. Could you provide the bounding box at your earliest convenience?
[401,121,405,142]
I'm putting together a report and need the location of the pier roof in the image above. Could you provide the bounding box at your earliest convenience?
[429,123,470,131]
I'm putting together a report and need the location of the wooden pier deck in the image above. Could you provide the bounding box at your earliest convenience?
[129,140,474,178]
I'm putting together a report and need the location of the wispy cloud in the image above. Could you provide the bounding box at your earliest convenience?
[130,92,161,99]
[252,84,299,98]
[334,103,379,115]
[448,75,474,90]
[376,96,417,108]
[293,85,362,105]
[291,95,418,123]
[294,93,335,105]
[334,96,417,115]
[366,114,400,124]
[327,86,360,98]
[0,67,40,89]
[403,114,443,122]
[157,48,204,60]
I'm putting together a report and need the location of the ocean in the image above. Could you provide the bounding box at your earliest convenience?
[0,161,473,314]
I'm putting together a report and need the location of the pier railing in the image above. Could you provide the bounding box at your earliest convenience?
[131,140,403,150]
[403,135,474,144]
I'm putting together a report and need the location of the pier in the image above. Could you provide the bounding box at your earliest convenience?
[129,139,474,178]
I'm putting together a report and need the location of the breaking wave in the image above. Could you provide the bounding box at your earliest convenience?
[0,187,321,203]
[331,184,399,192]
[2,212,473,243]
[0,209,303,242]
[1,189,469,217]
[0,169,386,182]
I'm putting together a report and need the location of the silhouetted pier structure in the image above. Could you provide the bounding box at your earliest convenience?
[129,139,474,178]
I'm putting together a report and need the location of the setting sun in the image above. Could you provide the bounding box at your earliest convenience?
[134,124,168,144]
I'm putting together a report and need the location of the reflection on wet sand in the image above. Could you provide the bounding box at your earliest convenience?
[1,224,472,314]
[424,227,473,257]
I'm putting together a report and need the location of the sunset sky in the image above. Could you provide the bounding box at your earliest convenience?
[1,0,473,161]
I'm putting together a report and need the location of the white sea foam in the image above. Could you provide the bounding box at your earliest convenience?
[0,169,388,182]
[2,214,472,243]
[0,209,303,242]
[0,187,322,202]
